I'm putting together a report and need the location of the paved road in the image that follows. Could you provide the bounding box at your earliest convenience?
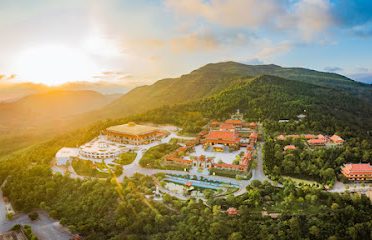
[0,211,73,240]
[330,181,372,193]
[251,142,269,182]
[1,179,72,240]
[0,188,7,226]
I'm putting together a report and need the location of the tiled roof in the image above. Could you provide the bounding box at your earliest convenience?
[304,134,316,139]
[342,163,372,175]
[205,131,240,142]
[249,122,257,128]
[250,132,258,139]
[330,134,344,143]
[214,163,243,170]
[308,138,327,145]
[317,134,326,139]
[220,123,235,130]
[225,119,242,125]
[106,123,158,136]
[226,207,239,215]
[284,145,297,151]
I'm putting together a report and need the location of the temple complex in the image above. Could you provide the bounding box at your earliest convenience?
[164,110,257,173]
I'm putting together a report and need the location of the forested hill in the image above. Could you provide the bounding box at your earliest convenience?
[90,61,372,120]
[132,75,372,135]
[0,90,116,129]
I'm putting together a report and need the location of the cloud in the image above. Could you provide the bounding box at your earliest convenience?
[350,21,372,37]
[165,0,334,41]
[348,72,372,84]
[290,0,334,41]
[244,58,265,65]
[165,0,281,28]
[330,1,372,37]
[346,67,372,84]
[126,30,254,54]
[324,66,343,73]
[256,42,292,59]
[170,33,220,52]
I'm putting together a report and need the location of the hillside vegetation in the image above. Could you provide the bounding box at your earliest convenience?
[0,90,118,157]
[91,62,372,120]
[132,75,372,135]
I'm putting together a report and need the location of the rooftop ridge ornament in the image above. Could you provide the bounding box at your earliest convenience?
[231,109,244,120]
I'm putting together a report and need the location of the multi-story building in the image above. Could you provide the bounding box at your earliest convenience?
[341,163,372,181]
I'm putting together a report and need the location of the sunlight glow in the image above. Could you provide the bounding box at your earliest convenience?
[13,45,100,85]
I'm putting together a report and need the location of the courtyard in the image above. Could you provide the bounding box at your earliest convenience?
[188,145,246,164]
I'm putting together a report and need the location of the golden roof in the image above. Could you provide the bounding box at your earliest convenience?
[106,123,159,136]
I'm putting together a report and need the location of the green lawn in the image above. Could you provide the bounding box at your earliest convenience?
[115,151,137,165]
[282,176,322,188]
[71,159,110,178]
[140,143,179,168]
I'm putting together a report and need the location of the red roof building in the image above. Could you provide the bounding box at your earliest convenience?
[249,122,257,129]
[224,119,243,127]
[214,163,247,171]
[249,132,258,141]
[220,123,236,131]
[165,155,192,165]
[210,120,221,128]
[204,130,240,146]
[308,138,327,146]
[317,134,326,140]
[284,145,297,151]
[226,207,239,216]
[330,134,344,144]
[341,163,372,181]
[304,134,316,139]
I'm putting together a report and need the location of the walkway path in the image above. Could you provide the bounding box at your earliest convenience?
[0,180,72,240]
[0,186,7,227]
[251,142,269,182]
[330,181,372,193]
[0,211,73,240]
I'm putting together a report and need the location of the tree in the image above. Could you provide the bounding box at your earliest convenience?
[309,225,320,237]
[228,232,243,240]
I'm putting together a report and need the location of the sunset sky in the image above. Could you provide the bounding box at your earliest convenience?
[0,0,372,85]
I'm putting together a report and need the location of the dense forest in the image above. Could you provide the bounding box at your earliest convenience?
[131,75,372,136]
[263,136,372,185]
[2,166,372,239]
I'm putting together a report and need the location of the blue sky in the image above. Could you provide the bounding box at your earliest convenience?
[0,0,371,85]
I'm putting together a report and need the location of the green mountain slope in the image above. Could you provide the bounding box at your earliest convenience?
[133,75,372,134]
[94,62,372,120]
[0,90,116,130]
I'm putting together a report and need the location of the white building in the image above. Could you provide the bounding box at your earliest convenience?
[56,147,79,166]
[78,135,127,163]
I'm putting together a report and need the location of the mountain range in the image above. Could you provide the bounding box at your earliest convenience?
[0,81,129,102]
[1,61,371,157]
[89,62,372,122]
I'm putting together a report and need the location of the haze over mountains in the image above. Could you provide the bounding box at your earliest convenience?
[1,61,371,157]
[0,81,129,102]
[0,90,119,131]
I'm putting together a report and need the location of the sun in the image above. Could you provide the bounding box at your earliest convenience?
[12,45,100,85]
